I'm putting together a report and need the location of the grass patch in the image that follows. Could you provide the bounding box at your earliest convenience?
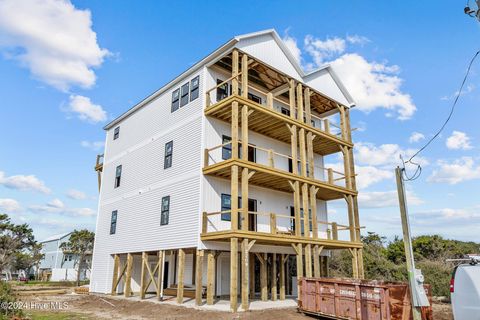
[27,310,94,320]
[13,281,89,287]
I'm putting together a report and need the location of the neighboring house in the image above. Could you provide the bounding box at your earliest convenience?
[90,29,363,311]
[38,232,91,281]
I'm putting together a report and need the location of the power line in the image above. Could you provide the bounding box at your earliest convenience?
[402,49,480,181]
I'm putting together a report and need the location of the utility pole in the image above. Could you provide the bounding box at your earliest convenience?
[395,167,430,320]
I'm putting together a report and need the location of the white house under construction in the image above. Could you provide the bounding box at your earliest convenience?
[90,29,364,312]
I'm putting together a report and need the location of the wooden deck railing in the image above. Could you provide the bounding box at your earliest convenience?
[201,210,362,241]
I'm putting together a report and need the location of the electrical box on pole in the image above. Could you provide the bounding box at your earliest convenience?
[395,167,430,320]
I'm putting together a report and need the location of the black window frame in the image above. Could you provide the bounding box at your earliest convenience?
[164,141,173,169]
[281,107,291,116]
[180,82,189,107]
[222,135,232,160]
[161,196,170,225]
[248,92,262,104]
[171,88,180,112]
[190,76,200,101]
[113,126,120,140]
[110,210,117,235]
[114,165,122,188]
[221,193,231,221]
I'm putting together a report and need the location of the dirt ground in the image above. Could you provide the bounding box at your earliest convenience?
[18,292,453,320]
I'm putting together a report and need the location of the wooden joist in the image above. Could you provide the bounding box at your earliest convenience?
[195,250,204,305]
[177,248,185,304]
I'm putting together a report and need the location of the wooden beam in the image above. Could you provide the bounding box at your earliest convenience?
[313,245,320,278]
[157,250,164,300]
[346,195,356,242]
[241,239,249,310]
[241,167,249,231]
[260,252,267,301]
[232,49,239,96]
[271,83,289,96]
[241,105,249,161]
[140,252,147,299]
[177,249,185,304]
[279,254,286,300]
[231,165,239,231]
[230,238,239,312]
[293,181,301,237]
[305,244,312,278]
[111,254,119,295]
[307,132,315,179]
[352,248,359,279]
[299,128,307,177]
[289,79,296,119]
[296,83,304,122]
[249,252,255,299]
[332,222,338,240]
[206,251,215,305]
[241,53,248,98]
[310,186,319,239]
[271,253,277,301]
[295,244,303,299]
[195,250,204,306]
[290,125,298,175]
[231,101,239,159]
[124,253,133,298]
[302,183,310,239]
[304,88,311,125]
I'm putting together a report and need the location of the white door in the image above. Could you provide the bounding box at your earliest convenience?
[218,255,230,296]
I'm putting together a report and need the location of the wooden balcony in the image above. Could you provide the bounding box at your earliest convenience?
[205,95,352,156]
[200,210,362,249]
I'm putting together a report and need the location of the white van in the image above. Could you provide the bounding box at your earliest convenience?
[450,256,480,320]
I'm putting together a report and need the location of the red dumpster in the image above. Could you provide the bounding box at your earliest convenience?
[298,277,433,320]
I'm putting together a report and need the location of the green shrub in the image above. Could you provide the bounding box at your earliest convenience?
[0,281,23,320]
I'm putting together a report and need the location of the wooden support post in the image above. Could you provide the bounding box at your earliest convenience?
[177,249,185,304]
[124,253,133,297]
[302,183,310,238]
[339,105,347,140]
[304,88,311,125]
[324,119,330,133]
[232,49,239,95]
[289,124,298,175]
[342,147,353,189]
[328,168,334,184]
[204,148,209,167]
[241,239,249,310]
[268,149,274,167]
[195,250,204,305]
[207,251,215,305]
[289,79,296,119]
[313,245,320,278]
[350,248,359,279]
[202,212,208,234]
[241,53,248,98]
[140,252,147,299]
[305,244,312,278]
[296,83,304,122]
[310,186,318,239]
[320,256,329,277]
[230,238,238,312]
[271,253,277,301]
[332,222,338,240]
[279,254,286,300]
[306,132,315,179]
[241,105,248,161]
[249,253,255,299]
[257,253,267,301]
[345,195,356,242]
[270,213,276,234]
[267,92,273,109]
[157,250,164,300]
[231,165,239,230]
[293,181,301,237]
[299,128,307,177]
[111,254,119,295]
[295,244,303,299]
[241,167,249,231]
[232,101,239,159]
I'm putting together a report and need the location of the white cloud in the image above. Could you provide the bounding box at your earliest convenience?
[81,140,105,151]
[446,131,472,150]
[409,132,425,143]
[327,162,393,190]
[30,198,95,217]
[428,157,480,184]
[355,142,428,167]
[0,0,110,91]
[441,84,475,101]
[283,34,416,119]
[66,95,107,123]
[358,190,423,208]
[0,198,22,212]
[0,171,50,194]
[66,189,87,200]
[283,33,302,64]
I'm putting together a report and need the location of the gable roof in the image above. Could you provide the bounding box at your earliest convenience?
[40,232,71,243]
[104,29,355,130]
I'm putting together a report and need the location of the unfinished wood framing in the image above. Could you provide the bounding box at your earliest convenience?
[271,253,277,301]
[255,252,268,301]
[177,248,185,303]
[279,254,287,300]
[292,243,303,300]
[230,238,238,312]
[241,167,249,231]
[206,251,216,305]
[249,253,255,298]
[305,244,312,278]
[124,253,133,297]
[157,250,165,300]
[231,165,239,231]
[241,239,248,310]
[302,183,310,238]
[111,254,121,295]
[195,250,204,305]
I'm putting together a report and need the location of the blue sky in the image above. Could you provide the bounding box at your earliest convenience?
[0,0,479,242]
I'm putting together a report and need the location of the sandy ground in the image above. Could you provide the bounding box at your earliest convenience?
[17,291,453,320]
